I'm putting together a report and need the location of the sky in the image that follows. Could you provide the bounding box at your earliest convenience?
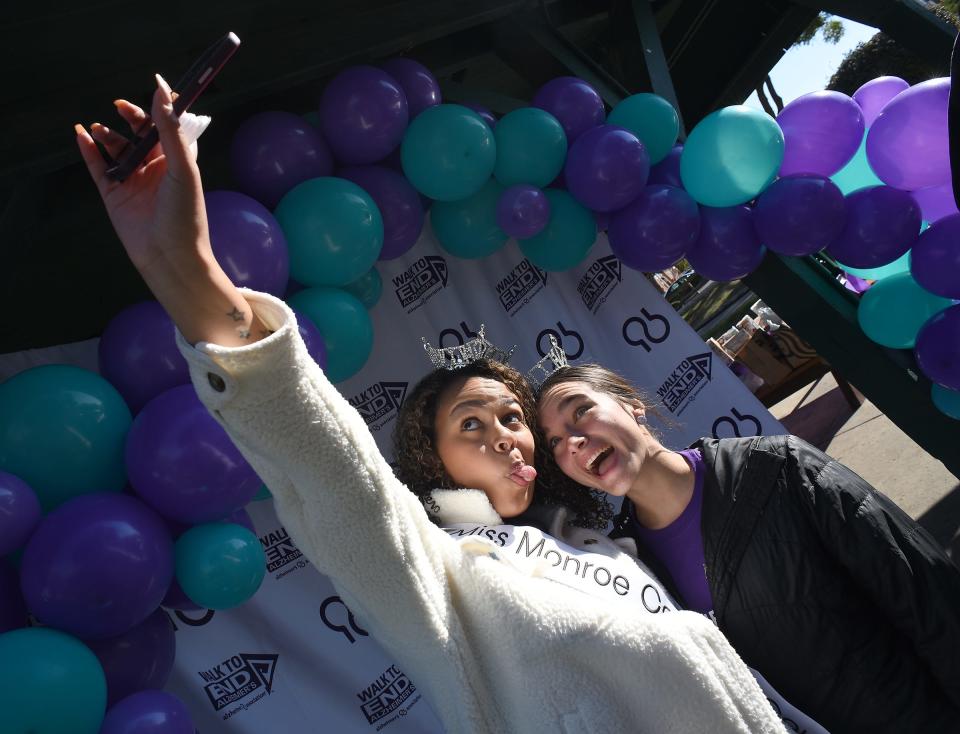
[743,18,880,109]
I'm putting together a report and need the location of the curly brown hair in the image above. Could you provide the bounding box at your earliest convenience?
[392,360,612,529]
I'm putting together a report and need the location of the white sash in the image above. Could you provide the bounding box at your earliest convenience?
[444,522,829,734]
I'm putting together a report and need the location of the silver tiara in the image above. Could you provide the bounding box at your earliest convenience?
[422,324,516,370]
[526,333,569,388]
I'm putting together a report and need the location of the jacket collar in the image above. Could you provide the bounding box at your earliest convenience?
[425,489,504,526]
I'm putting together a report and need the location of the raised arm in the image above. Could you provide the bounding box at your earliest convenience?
[76,76,459,649]
[75,74,268,348]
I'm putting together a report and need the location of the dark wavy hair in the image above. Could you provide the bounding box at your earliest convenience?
[392,359,612,529]
[538,363,668,433]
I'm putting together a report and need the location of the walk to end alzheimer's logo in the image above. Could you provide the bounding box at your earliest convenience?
[495,258,547,316]
[198,652,279,721]
[577,255,621,314]
[357,664,422,731]
[348,382,409,432]
[657,353,713,417]
[392,255,448,313]
[260,526,309,580]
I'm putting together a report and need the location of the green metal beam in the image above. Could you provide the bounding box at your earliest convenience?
[632,0,686,134]
[744,253,960,479]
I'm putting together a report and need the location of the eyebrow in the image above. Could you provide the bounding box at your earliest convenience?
[449,396,521,416]
[555,392,587,415]
[541,393,588,438]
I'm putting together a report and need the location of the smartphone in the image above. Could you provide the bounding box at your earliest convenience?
[104,32,241,181]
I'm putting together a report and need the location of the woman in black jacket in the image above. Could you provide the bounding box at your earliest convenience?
[537,363,960,733]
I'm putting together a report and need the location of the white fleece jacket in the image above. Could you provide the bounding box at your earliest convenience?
[176,289,784,734]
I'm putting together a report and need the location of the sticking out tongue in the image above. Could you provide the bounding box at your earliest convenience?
[513,464,538,482]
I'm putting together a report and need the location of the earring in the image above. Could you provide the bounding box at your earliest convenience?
[636,414,646,425]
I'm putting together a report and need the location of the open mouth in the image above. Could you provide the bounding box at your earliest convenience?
[586,446,614,476]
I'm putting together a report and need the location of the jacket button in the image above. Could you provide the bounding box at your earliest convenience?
[207,373,226,392]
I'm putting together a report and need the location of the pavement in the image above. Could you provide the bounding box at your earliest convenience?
[769,372,960,560]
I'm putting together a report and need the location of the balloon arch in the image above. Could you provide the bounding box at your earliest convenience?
[1,59,958,732]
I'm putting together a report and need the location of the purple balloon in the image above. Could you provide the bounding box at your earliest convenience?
[496,185,551,239]
[206,191,290,297]
[754,175,847,256]
[99,301,190,415]
[100,689,195,734]
[320,66,409,165]
[224,507,256,536]
[20,493,174,639]
[867,77,951,191]
[0,558,28,633]
[0,471,41,556]
[686,206,766,281]
[564,125,650,212]
[230,111,334,209]
[380,58,441,118]
[777,91,864,177]
[826,186,922,269]
[126,385,261,524]
[842,272,873,294]
[160,578,201,612]
[853,76,910,127]
[463,103,497,130]
[911,182,959,223]
[292,308,328,369]
[915,304,960,390]
[648,144,683,187]
[85,608,176,707]
[608,185,701,272]
[594,210,611,232]
[532,76,605,143]
[911,213,960,299]
[338,165,425,259]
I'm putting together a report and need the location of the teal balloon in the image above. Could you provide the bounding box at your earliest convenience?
[175,522,266,610]
[831,132,883,195]
[0,366,130,512]
[431,178,509,259]
[287,287,373,382]
[519,189,596,271]
[343,267,383,309]
[274,177,383,287]
[839,249,912,281]
[857,271,954,349]
[0,626,107,734]
[607,93,680,165]
[681,105,784,207]
[493,107,567,187]
[932,384,960,420]
[401,104,496,201]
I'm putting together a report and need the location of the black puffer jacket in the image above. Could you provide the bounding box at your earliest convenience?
[612,434,960,733]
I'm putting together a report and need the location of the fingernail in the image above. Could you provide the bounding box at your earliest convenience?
[155,73,172,101]
[73,123,85,137]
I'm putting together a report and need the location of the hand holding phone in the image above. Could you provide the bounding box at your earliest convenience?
[103,32,241,181]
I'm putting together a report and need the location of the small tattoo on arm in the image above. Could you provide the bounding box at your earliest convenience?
[238,328,251,339]
[227,307,245,322]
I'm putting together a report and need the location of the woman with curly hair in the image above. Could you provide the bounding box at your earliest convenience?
[73,78,787,733]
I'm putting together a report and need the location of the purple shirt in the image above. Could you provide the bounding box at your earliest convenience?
[631,449,713,614]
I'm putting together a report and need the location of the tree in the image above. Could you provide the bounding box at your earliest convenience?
[827,3,958,95]
[755,13,845,116]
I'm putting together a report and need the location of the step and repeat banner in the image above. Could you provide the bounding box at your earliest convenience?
[2,222,785,732]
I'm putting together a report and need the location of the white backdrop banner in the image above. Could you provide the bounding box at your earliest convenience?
[1,220,786,732]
